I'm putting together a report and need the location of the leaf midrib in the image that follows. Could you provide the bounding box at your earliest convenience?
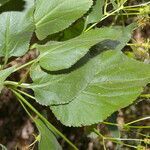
[4,14,10,63]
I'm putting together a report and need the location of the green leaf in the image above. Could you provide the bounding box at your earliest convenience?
[50,50,150,126]
[34,0,93,40]
[36,26,132,71]
[0,67,14,92]
[0,0,35,62]
[60,19,85,41]
[35,118,62,150]
[30,63,68,105]
[85,0,105,25]
[0,0,9,6]
[30,25,135,106]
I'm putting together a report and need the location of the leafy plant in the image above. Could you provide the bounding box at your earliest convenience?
[0,0,150,149]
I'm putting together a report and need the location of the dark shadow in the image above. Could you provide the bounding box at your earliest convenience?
[0,0,26,13]
[36,18,85,45]
[41,40,120,75]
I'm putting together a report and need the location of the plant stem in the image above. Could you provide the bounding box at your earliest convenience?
[93,129,106,150]
[127,125,150,129]
[16,96,40,149]
[102,121,150,129]
[14,59,36,72]
[123,2,150,9]
[17,97,35,120]
[27,138,38,149]
[84,1,150,33]
[12,90,78,150]
[93,128,104,138]
[84,5,124,32]
[102,121,119,127]
[137,133,150,138]
[94,128,138,149]
[125,116,150,126]
[140,94,150,98]
[16,89,36,100]
[106,137,144,142]
[95,128,144,142]
[110,139,137,149]
[127,43,150,48]
[104,0,108,15]
[4,81,30,88]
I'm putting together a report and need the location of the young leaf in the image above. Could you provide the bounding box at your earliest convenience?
[50,50,150,126]
[35,118,62,150]
[0,67,14,92]
[34,0,93,40]
[85,0,105,26]
[36,26,133,71]
[0,0,35,61]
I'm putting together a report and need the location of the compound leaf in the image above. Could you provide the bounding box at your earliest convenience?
[34,0,93,40]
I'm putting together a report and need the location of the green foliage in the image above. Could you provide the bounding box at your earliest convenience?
[36,26,130,71]
[31,25,135,106]
[85,0,104,26]
[34,0,93,40]
[50,50,150,126]
[0,0,34,65]
[0,67,14,92]
[0,0,149,149]
[61,19,85,41]
[35,118,62,150]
